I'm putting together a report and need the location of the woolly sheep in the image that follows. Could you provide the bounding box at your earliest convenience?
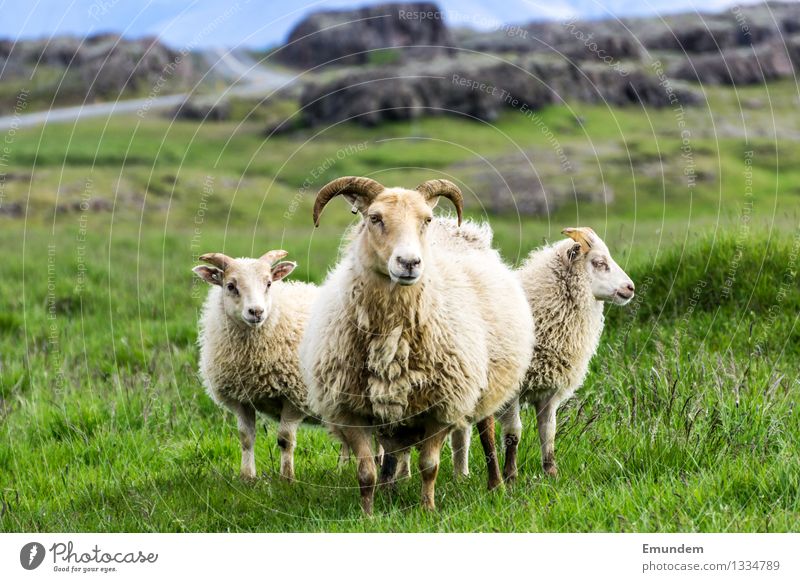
[193,250,326,481]
[378,218,497,484]
[498,227,635,481]
[300,176,534,513]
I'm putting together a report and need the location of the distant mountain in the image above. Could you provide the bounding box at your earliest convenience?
[0,0,768,49]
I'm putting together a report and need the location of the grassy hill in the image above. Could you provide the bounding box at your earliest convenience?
[0,79,798,531]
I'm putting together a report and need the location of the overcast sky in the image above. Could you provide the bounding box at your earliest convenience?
[0,0,767,48]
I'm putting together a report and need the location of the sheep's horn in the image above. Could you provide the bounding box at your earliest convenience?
[199,252,235,270]
[562,227,595,251]
[416,179,463,226]
[259,249,288,265]
[313,176,384,227]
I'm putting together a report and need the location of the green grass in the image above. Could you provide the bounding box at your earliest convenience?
[1,80,799,531]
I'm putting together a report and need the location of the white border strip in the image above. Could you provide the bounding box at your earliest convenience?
[1,533,798,581]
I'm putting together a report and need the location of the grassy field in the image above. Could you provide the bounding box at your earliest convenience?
[1,80,799,531]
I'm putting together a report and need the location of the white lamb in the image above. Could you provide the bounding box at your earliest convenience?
[498,227,635,480]
[193,250,322,481]
[300,176,534,513]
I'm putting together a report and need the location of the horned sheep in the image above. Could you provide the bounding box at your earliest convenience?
[498,227,635,481]
[300,176,534,513]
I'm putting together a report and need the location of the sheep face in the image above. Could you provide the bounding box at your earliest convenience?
[314,177,463,287]
[360,188,435,286]
[193,252,297,328]
[563,227,635,306]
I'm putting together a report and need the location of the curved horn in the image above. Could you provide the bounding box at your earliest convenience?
[416,179,463,226]
[313,176,384,227]
[200,252,235,270]
[259,249,288,265]
[562,227,595,252]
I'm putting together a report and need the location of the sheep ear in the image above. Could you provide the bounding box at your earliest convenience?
[566,243,583,262]
[271,261,297,282]
[193,265,223,286]
[341,193,371,215]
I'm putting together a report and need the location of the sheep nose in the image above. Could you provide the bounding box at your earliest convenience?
[396,256,421,271]
[248,307,264,319]
[625,282,635,293]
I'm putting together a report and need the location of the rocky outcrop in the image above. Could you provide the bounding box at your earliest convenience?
[299,64,497,126]
[641,17,750,53]
[639,2,800,53]
[671,39,800,85]
[454,2,800,58]
[455,19,641,63]
[276,2,453,69]
[173,97,231,122]
[298,55,699,128]
[79,35,187,99]
[0,34,192,103]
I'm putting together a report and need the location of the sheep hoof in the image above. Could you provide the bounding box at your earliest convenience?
[378,469,398,491]
[360,496,375,515]
[503,471,517,485]
[543,463,558,478]
[421,497,436,511]
[487,477,504,491]
[240,470,257,482]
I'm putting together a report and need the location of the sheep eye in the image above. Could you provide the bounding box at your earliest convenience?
[369,214,382,225]
[593,260,609,271]
[226,282,238,294]
[424,216,432,225]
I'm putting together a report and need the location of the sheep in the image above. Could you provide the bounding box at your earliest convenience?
[193,249,325,481]
[300,176,534,513]
[498,227,635,481]
[378,218,497,484]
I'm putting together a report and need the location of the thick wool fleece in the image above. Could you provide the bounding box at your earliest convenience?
[517,239,605,406]
[301,218,533,428]
[198,281,318,417]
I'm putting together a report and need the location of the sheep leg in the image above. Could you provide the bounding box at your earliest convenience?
[498,398,522,483]
[535,399,558,477]
[379,453,398,488]
[277,401,304,482]
[330,425,351,467]
[477,416,503,490]
[451,426,471,478]
[395,450,411,480]
[234,402,257,480]
[338,442,351,467]
[339,424,377,515]
[375,440,385,467]
[418,422,450,510]
[377,435,407,490]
